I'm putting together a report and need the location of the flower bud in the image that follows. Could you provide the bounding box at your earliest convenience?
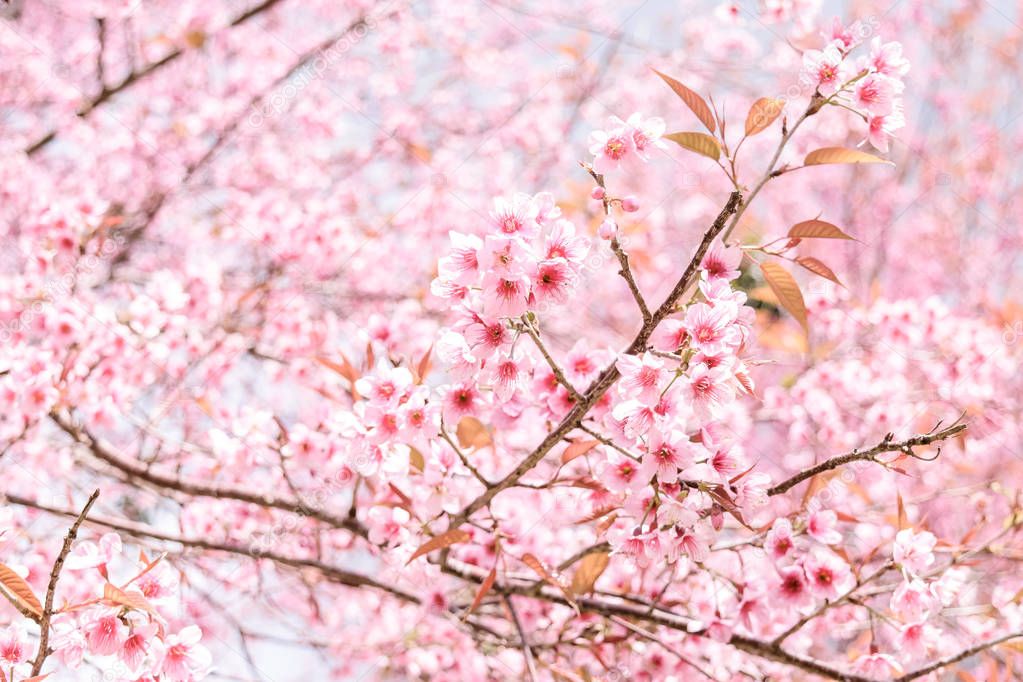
[621,196,640,212]
[598,219,618,240]
[590,186,606,200]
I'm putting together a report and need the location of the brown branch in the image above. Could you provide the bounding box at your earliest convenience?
[767,422,967,497]
[449,191,741,526]
[504,596,537,682]
[4,493,416,604]
[24,0,288,156]
[30,489,100,676]
[520,318,581,401]
[895,632,1023,681]
[50,413,366,538]
[610,238,651,323]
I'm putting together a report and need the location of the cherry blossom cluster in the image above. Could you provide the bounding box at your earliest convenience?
[598,244,763,567]
[801,19,911,151]
[0,514,209,682]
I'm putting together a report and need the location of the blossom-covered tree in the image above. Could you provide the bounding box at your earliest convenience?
[1,0,1022,680]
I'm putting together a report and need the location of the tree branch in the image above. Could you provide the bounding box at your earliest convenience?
[24,0,288,155]
[767,422,967,497]
[30,489,100,676]
[449,190,741,525]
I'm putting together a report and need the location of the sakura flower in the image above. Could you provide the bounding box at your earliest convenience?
[481,271,530,318]
[806,509,842,545]
[588,124,636,174]
[0,623,29,666]
[772,564,813,610]
[893,528,936,574]
[616,351,667,405]
[899,621,938,661]
[764,517,797,562]
[530,258,575,307]
[50,614,86,668]
[354,365,414,407]
[650,318,688,352]
[157,626,212,682]
[601,453,649,494]
[617,113,666,160]
[685,362,735,417]
[641,429,695,483]
[544,219,589,263]
[699,242,742,281]
[867,37,910,77]
[607,525,660,567]
[441,382,485,425]
[66,531,122,571]
[367,506,412,546]
[611,399,656,439]
[121,622,160,673]
[82,606,128,656]
[865,107,905,152]
[684,302,736,353]
[852,653,903,679]
[890,577,936,621]
[802,551,852,600]
[437,231,482,285]
[489,193,540,240]
[801,43,845,95]
[852,74,898,116]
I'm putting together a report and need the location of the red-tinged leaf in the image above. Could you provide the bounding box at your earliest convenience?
[463,566,497,619]
[406,528,471,564]
[570,551,610,595]
[364,342,376,371]
[653,69,716,133]
[795,256,845,287]
[788,219,856,240]
[834,510,859,523]
[745,97,785,136]
[803,146,894,167]
[574,505,619,525]
[408,445,425,473]
[562,439,599,465]
[415,345,433,384]
[456,416,492,450]
[729,461,759,485]
[522,553,578,609]
[388,482,413,508]
[0,563,42,618]
[897,491,909,530]
[665,131,721,161]
[315,354,359,383]
[103,583,161,620]
[760,261,808,332]
[596,513,618,535]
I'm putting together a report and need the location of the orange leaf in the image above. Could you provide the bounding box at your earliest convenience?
[760,261,808,332]
[0,563,42,618]
[745,97,784,136]
[408,445,425,473]
[570,551,610,595]
[103,583,161,620]
[795,256,844,287]
[897,491,909,530]
[562,439,599,465]
[406,528,471,564]
[415,346,433,384]
[804,147,894,166]
[456,416,492,450]
[653,69,716,133]
[522,553,578,609]
[464,566,497,619]
[788,219,855,240]
[665,131,721,161]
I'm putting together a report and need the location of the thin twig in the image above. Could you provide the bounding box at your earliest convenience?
[767,422,966,496]
[504,595,537,682]
[31,489,100,675]
[520,318,581,402]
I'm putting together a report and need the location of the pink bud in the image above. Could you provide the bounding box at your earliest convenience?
[598,219,618,240]
[590,186,605,200]
[621,196,640,212]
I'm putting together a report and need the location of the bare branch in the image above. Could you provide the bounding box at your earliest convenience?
[31,489,100,676]
[767,422,967,497]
